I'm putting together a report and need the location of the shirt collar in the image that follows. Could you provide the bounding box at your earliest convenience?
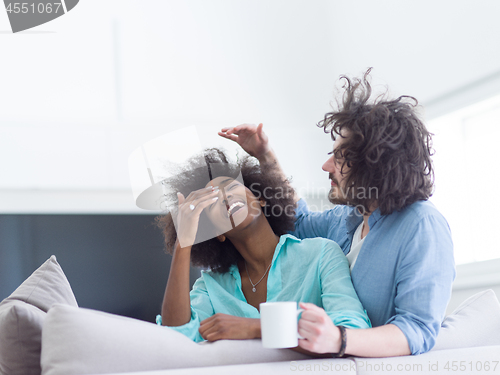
[228,264,239,278]
[368,207,383,227]
[346,207,363,233]
[271,234,300,263]
[345,206,384,234]
[227,234,298,278]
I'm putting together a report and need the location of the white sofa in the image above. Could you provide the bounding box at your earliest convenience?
[1,256,500,375]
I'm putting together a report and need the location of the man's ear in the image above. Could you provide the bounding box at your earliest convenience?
[259,199,266,207]
[216,234,226,242]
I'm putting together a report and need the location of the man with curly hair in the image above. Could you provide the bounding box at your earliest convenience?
[219,69,455,357]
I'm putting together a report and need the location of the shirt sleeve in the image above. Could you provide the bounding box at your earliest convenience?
[157,274,215,343]
[319,240,372,329]
[292,199,347,240]
[387,214,455,355]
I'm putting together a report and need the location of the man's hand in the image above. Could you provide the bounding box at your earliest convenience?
[297,302,341,354]
[199,314,260,342]
[218,123,270,160]
[219,122,299,203]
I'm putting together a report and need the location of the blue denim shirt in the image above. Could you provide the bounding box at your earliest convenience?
[291,199,455,355]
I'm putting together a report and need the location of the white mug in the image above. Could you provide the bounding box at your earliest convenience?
[260,301,304,348]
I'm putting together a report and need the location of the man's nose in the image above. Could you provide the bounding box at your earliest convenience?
[322,156,335,172]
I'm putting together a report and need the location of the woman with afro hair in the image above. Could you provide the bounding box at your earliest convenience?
[155,148,370,349]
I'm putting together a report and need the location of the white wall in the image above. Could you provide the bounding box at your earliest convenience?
[2,0,500,213]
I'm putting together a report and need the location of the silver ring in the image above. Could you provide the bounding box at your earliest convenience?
[189,204,195,211]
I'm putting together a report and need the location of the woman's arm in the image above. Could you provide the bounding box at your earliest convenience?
[198,314,261,341]
[316,241,371,329]
[161,241,192,326]
[161,188,219,327]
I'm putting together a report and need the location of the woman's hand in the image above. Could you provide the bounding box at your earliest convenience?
[218,123,270,160]
[199,314,261,341]
[297,302,341,354]
[176,186,219,248]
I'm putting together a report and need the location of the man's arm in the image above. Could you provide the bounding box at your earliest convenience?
[299,210,455,357]
[219,123,298,203]
[346,324,411,357]
[220,123,348,241]
[385,212,455,354]
[292,198,348,241]
[298,303,410,357]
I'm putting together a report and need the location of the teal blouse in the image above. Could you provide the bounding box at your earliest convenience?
[157,234,371,342]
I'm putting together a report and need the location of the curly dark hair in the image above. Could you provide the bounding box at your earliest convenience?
[155,148,296,273]
[318,68,434,215]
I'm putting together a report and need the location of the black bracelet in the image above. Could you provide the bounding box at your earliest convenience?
[332,325,347,358]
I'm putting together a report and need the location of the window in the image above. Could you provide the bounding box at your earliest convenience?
[428,94,500,265]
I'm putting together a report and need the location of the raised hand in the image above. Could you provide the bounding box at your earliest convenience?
[220,122,298,203]
[218,123,270,159]
[199,313,261,341]
[175,186,220,248]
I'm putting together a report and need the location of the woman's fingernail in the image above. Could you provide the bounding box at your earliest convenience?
[213,197,219,201]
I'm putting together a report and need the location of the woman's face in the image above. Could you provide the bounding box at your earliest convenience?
[204,176,263,235]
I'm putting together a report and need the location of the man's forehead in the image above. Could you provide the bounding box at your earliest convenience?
[332,128,350,150]
[333,134,345,151]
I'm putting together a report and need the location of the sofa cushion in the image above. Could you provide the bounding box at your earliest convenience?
[41,304,311,375]
[0,255,78,375]
[0,302,46,375]
[433,289,500,351]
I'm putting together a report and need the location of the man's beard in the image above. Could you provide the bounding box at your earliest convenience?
[327,173,356,206]
[328,185,351,205]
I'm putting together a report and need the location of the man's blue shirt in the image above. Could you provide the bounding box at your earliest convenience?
[291,199,455,355]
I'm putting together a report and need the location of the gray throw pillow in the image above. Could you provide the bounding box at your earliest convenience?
[433,289,500,351]
[41,304,310,375]
[0,255,78,375]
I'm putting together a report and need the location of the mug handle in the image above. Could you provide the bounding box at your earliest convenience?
[297,308,305,340]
